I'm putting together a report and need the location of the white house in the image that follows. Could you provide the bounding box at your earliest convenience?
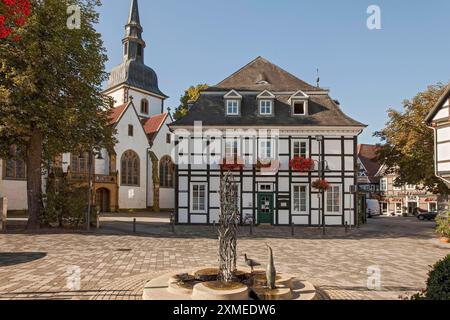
[170,57,366,226]
[425,84,450,185]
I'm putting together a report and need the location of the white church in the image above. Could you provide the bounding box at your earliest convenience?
[0,0,175,212]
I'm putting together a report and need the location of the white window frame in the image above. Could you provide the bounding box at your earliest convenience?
[292,184,309,214]
[395,202,403,215]
[380,178,387,191]
[326,185,341,214]
[224,140,239,159]
[226,100,239,116]
[292,100,307,116]
[190,183,208,213]
[292,139,309,158]
[380,202,388,214]
[406,184,415,191]
[258,139,274,160]
[259,100,273,115]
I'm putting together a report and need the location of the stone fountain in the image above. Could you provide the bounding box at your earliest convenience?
[143,172,317,300]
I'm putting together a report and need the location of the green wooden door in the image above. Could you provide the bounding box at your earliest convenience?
[257,193,274,224]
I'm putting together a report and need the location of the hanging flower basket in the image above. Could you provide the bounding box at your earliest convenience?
[220,157,244,171]
[289,156,315,172]
[255,159,272,170]
[0,0,31,40]
[312,179,330,191]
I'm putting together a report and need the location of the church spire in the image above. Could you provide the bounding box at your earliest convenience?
[123,0,145,63]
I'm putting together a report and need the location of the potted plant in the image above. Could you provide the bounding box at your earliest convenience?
[436,213,450,243]
[220,157,244,171]
[312,179,330,191]
[255,159,272,170]
[289,156,315,172]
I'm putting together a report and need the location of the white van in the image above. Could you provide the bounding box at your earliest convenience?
[366,199,381,218]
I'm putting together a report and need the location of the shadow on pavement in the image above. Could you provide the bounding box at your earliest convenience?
[0,252,47,267]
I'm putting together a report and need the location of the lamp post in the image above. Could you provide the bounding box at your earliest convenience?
[315,135,330,235]
[86,148,104,231]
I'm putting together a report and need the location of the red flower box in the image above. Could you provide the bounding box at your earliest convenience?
[220,157,244,171]
[312,179,330,191]
[289,156,315,172]
[0,0,31,40]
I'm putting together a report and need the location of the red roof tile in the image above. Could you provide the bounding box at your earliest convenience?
[358,144,381,183]
[109,103,129,124]
[143,113,169,142]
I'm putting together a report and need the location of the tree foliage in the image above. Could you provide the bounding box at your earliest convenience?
[374,83,449,195]
[173,83,208,120]
[0,0,116,228]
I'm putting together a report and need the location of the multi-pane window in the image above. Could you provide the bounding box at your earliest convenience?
[259,100,272,115]
[259,140,273,160]
[226,100,239,115]
[224,140,238,159]
[121,150,140,186]
[406,184,415,190]
[70,152,89,173]
[192,184,207,212]
[293,185,307,213]
[159,156,174,188]
[380,178,387,191]
[4,146,26,180]
[293,140,307,158]
[326,185,341,213]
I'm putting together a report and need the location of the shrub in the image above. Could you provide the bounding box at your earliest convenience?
[425,255,450,300]
[436,213,450,238]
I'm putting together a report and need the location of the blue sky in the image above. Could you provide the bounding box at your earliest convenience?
[96,0,450,144]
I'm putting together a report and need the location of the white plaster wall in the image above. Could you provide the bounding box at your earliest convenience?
[114,104,149,209]
[107,88,125,107]
[128,88,164,118]
[0,160,28,210]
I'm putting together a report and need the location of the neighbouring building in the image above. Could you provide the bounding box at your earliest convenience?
[375,165,439,216]
[0,0,175,212]
[425,84,450,185]
[357,144,381,197]
[170,57,366,226]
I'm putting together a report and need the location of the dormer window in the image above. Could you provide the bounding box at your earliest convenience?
[293,101,306,115]
[259,100,272,115]
[226,100,239,115]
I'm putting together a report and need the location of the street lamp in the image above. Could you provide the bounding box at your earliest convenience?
[315,135,329,235]
[86,148,104,231]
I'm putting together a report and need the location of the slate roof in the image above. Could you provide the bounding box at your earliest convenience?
[206,56,323,92]
[172,57,364,128]
[358,144,381,183]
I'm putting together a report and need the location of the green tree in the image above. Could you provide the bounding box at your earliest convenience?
[173,84,208,120]
[374,83,449,195]
[0,0,116,229]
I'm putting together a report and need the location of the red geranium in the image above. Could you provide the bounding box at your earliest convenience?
[0,0,31,40]
[312,179,330,191]
[289,156,315,172]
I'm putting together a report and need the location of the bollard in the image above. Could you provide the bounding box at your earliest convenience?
[212,220,216,232]
[133,218,136,233]
[291,222,295,236]
[96,214,100,229]
[170,212,175,233]
[345,222,349,233]
[0,197,7,232]
[249,220,253,236]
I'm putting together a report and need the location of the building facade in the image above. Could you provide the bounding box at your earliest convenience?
[0,0,175,212]
[170,57,366,226]
[357,144,381,198]
[376,165,439,216]
[425,84,450,185]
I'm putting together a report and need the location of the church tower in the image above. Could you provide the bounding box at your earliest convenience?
[103,0,168,118]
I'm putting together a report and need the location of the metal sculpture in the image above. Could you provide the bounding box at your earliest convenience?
[266,244,276,290]
[244,254,261,273]
[218,171,239,283]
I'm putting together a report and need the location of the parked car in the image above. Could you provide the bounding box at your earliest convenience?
[366,199,381,218]
[416,211,438,221]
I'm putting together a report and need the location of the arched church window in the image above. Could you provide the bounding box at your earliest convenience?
[141,99,149,115]
[160,156,174,188]
[121,150,140,186]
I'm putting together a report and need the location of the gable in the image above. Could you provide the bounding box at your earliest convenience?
[425,84,450,124]
[224,90,243,99]
[115,101,150,147]
[257,90,276,99]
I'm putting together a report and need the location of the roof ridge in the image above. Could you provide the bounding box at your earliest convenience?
[216,56,264,86]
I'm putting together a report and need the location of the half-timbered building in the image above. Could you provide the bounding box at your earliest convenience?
[170,57,366,226]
